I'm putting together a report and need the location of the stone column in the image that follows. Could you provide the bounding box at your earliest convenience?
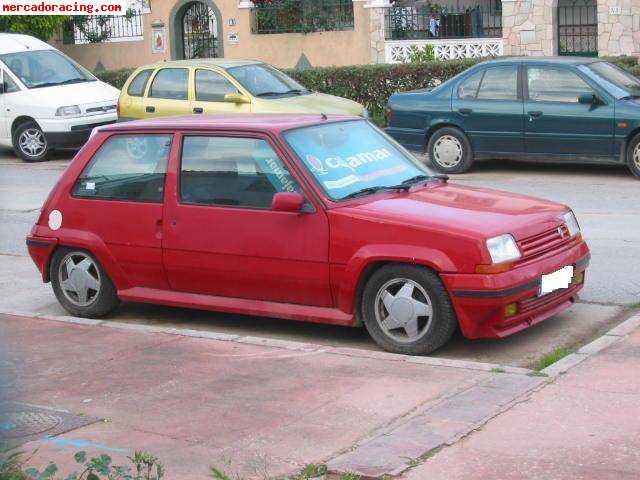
[502,0,557,56]
[359,0,391,63]
[597,0,640,56]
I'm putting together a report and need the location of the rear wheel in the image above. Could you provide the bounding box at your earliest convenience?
[427,126,473,174]
[361,264,458,355]
[13,121,51,162]
[627,133,640,178]
[50,248,120,318]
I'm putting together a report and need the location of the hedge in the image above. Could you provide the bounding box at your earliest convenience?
[95,56,639,124]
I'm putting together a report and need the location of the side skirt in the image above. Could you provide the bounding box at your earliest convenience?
[117,287,356,327]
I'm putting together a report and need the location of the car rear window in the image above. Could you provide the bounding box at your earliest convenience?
[149,68,188,100]
[127,69,153,97]
[73,134,172,203]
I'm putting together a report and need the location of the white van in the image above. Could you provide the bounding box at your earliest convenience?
[0,33,120,162]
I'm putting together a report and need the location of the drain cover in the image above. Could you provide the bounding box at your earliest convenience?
[1,411,62,438]
[0,403,100,449]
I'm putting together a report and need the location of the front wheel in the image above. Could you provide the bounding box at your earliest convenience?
[361,264,458,355]
[50,248,120,318]
[427,127,473,174]
[627,133,640,178]
[13,121,51,162]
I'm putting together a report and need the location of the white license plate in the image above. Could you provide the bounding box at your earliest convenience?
[540,266,574,296]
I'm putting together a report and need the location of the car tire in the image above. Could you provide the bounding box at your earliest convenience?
[626,133,640,178]
[50,248,120,318]
[427,126,473,174]
[361,264,458,355]
[13,121,51,163]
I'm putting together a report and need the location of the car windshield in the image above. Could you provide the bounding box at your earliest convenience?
[582,61,640,97]
[284,120,437,201]
[227,63,309,97]
[0,49,95,89]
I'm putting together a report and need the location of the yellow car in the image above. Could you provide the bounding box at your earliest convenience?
[118,59,366,120]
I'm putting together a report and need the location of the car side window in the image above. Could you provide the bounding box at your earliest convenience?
[73,135,172,203]
[149,68,188,100]
[195,69,238,102]
[180,136,300,209]
[527,67,594,103]
[2,70,19,93]
[457,70,483,99]
[476,66,519,100]
[127,69,153,97]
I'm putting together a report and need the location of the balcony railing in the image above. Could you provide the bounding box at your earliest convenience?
[385,3,502,40]
[62,11,144,44]
[251,0,354,35]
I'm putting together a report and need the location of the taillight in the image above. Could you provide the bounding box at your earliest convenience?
[385,106,393,123]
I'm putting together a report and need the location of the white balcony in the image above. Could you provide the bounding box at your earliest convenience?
[385,37,504,63]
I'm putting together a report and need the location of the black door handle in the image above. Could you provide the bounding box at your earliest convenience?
[528,110,543,118]
[146,106,155,113]
[458,108,473,115]
[193,107,204,114]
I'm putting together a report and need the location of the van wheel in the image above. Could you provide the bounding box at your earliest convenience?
[50,248,120,318]
[13,121,51,163]
[427,127,473,174]
[627,133,640,178]
[361,264,458,355]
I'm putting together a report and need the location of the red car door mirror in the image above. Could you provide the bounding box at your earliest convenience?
[272,192,305,213]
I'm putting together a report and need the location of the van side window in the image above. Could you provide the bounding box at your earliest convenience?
[195,69,238,102]
[127,69,153,97]
[73,135,172,203]
[180,136,300,209]
[2,70,19,93]
[149,68,188,100]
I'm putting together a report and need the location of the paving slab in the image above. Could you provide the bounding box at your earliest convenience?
[2,313,511,479]
[401,315,640,480]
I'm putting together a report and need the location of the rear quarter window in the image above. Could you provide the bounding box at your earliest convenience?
[127,69,153,97]
[73,134,172,203]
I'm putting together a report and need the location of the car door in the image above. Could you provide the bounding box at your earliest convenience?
[70,133,173,289]
[162,132,332,307]
[0,69,20,140]
[120,68,154,120]
[143,67,192,118]
[524,65,614,157]
[192,68,252,115]
[451,64,524,155]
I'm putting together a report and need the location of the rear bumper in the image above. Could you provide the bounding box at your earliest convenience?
[26,235,58,282]
[441,240,590,339]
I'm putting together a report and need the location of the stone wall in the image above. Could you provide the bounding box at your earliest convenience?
[597,0,640,56]
[501,0,557,56]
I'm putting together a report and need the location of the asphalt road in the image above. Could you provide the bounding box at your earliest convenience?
[0,148,637,367]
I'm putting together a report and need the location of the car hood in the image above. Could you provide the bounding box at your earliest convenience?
[20,80,120,109]
[254,92,364,116]
[334,182,569,241]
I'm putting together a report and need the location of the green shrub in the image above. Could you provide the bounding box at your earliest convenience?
[284,58,480,121]
[95,67,134,90]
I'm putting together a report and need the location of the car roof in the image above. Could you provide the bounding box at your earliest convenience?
[146,59,264,70]
[0,33,54,55]
[101,114,361,134]
[483,56,602,66]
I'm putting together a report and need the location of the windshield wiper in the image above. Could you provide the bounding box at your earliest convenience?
[32,78,90,89]
[256,89,309,97]
[339,175,449,200]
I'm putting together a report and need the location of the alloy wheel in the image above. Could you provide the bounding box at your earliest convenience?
[18,128,47,158]
[374,278,434,343]
[433,135,463,168]
[634,143,640,170]
[58,252,101,307]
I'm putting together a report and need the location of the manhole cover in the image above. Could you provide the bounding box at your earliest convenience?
[1,411,62,438]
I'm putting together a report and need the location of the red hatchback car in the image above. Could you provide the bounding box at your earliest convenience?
[26,115,590,355]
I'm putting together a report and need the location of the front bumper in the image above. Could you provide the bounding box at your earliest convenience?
[39,112,117,149]
[441,240,590,339]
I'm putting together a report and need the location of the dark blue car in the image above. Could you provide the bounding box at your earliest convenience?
[386,57,640,178]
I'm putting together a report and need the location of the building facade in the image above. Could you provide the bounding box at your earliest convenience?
[51,0,640,71]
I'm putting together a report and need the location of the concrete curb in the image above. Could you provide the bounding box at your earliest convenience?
[1,309,534,376]
[541,312,640,377]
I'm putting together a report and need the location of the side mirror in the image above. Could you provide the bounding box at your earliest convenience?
[224,93,251,104]
[578,93,597,105]
[272,192,305,213]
